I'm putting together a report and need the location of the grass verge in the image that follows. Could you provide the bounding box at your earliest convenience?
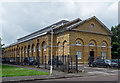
[2,64,49,77]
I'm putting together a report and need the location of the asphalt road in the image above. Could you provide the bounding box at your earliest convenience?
[20,66,119,83]
[20,74,118,83]
[42,74,118,81]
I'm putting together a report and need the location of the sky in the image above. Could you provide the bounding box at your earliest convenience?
[0,0,119,46]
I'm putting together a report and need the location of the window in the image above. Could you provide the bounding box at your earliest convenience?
[102,43,106,47]
[26,48,27,53]
[91,24,94,29]
[20,50,21,54]
[89,42,95,46]
[44,43,46,51]
[29,47,31,52]
[58,43,60,51]
[76,51,82,59]
[76,41,81,46]
[102,52,106,59]
[33,46,35,52]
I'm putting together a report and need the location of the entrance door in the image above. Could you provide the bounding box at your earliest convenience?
[90,51,94,62]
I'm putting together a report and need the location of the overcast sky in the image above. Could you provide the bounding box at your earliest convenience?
[0,0,118,46]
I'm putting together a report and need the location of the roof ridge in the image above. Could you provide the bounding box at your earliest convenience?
[17,19,69,40]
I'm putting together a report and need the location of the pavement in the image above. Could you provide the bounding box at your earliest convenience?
[1,64,119,83]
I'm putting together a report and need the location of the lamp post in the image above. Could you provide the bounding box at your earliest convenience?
[0,38,2,59]
[50,25,56,75]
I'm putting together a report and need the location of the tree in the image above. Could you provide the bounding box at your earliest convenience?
[111,24,120,59]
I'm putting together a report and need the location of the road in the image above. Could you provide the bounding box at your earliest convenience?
[20,74,118,83]
[20,66,119,83]
[42,74,118,81]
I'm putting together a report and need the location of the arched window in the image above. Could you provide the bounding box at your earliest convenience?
[32,45,35,52]
[22,48,24,54]
[29,47,31,52]
[43,43,46,51]
[89,42,95,46]
[25,47,27,53]
[33,45,35,52]
[91,24,94,29]
[101,41,107,47]
[76,41,81,46]
[102,43,106,47]
[57,42,60,51]
[20,49,21,54]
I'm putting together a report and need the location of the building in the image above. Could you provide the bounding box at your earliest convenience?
[3,16,112,64]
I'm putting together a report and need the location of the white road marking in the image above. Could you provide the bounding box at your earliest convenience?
[88,71,118,75]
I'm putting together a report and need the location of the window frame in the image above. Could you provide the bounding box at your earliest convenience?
[33,45,35,52]
[20,49,21,54]
[76,41,82,46]
[25,48,27,53]
[28,47,31,52]
[101,52,106,59]
[101,43,106,47]
[91,24,94,29]
[89,42,95,46]
[43,43,46,51]
[76,51,82,59]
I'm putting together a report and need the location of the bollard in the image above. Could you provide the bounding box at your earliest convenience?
[76,55,78,72]
[65,55,66,69]
[71,55,72,69]
[68,55,69,73]
[62,55,64,72]
[45,56,46,69]
[56,56,58,68]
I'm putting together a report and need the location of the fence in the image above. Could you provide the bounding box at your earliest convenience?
[4,55,78,73]
[3,55,115,72]
[34,55,78,73]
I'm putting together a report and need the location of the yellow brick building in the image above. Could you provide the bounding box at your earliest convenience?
[3,16,112,64]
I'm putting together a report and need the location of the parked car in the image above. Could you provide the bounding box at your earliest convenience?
[2,58,6,63]
[9,58,15,64]
[92,59,118,68]
[48,58,63,65]
[5,58,10,63]
[111,59,120,68]
[23,57,37,65]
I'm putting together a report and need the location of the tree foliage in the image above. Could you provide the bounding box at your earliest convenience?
[111,24,120,59]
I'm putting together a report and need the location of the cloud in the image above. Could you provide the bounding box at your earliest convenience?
[0,1,118,46]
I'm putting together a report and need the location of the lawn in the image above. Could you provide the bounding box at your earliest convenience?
[1,64,50,77]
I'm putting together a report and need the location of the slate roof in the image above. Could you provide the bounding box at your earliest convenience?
[17,20,69,43]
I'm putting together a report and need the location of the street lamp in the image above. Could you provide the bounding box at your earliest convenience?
[50,25,56,75]
[0,38,2,58]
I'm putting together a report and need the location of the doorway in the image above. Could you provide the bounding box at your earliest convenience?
[89,51,94,62]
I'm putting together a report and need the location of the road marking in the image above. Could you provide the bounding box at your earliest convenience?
[88,71,118,76]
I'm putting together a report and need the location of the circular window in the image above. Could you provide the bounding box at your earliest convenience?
[91,24,94,29]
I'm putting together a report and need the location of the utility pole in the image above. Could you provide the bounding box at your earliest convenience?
[50,25,56,75]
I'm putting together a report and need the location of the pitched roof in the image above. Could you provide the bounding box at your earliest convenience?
[5,16,111,48]
[55,16,112,35]
[17,18,82,43]
[67,16,112,34]
[17,20,69,43]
